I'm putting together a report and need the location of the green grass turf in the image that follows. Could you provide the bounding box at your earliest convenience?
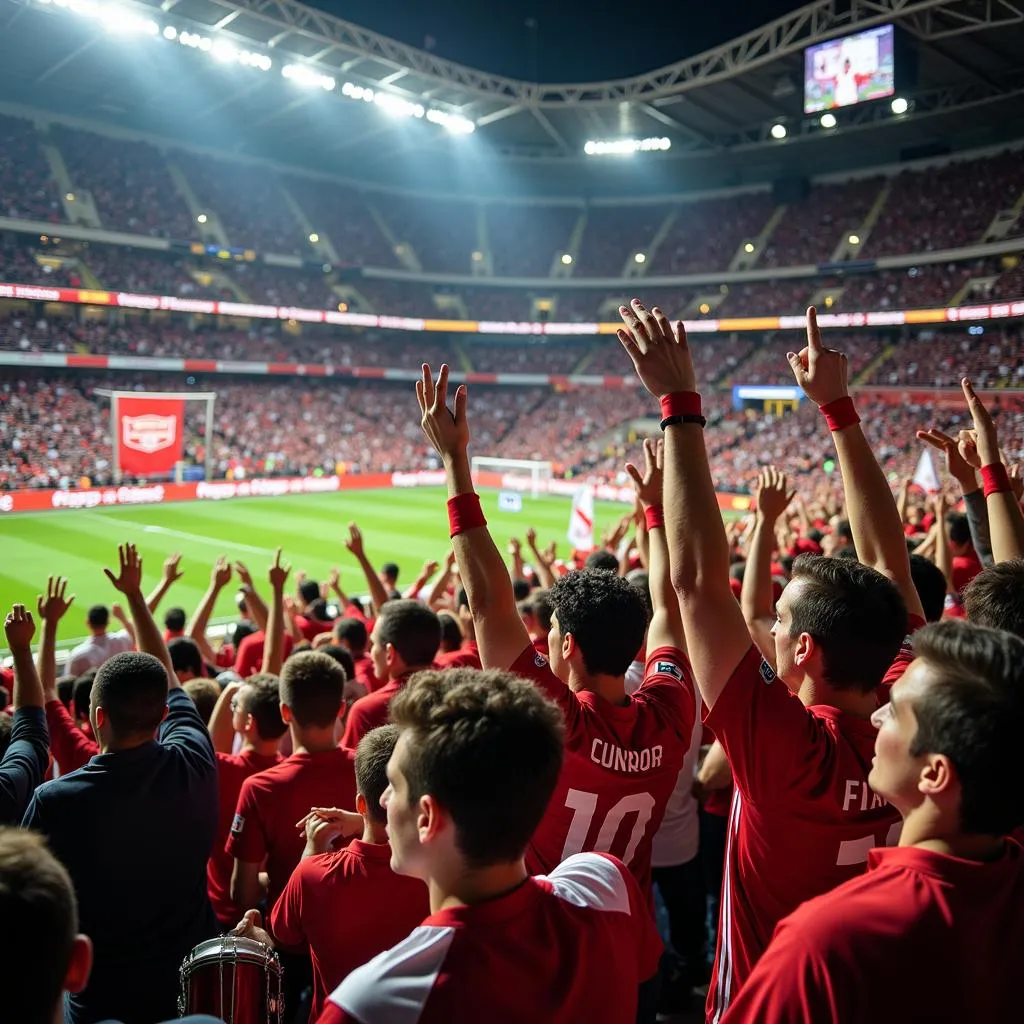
[0,486,640,652]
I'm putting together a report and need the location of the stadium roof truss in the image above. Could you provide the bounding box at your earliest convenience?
[3,0,1024,164]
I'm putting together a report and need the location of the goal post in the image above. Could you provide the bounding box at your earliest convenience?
[470,456,554,499]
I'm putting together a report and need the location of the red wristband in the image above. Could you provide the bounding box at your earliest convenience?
[981,463,1011,497]
[660,392,702,420]
[819,396,860,432]
[447,493,486,537]
[644,505,665,531]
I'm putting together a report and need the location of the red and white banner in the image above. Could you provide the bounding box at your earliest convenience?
[116,396,185,476]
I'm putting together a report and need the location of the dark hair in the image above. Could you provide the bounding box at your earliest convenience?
[391,668,564,866]
[91,652,169,736]
[164,607,187,633]
[788,555,907,692]
[729,562,746,583]
[316,644,354,681]
[437,612,463,653]
[947,512,972,547]
[909,554,948,624]
[333,617,368,654]
[87,605,108,629]
[584,550,619,573]
[231,620,257,650]
[963,561,1024,638]
[780,554,795,575]
[835,518,853,542]
[456,587,470,611]
[529,590,553,633]
[308,598,332,623]
[168,637,203,678]
[356,725,399,825]
[183,679,220,724]
[0,715,11,759]
[548,570,647,676]
[382,562,400,582]
[56,676,75,710]
[0,829,78,1024]
[625,569,653,624]
[375,600,441,668]
[834,547,859,560]
[512,579,531,601]
[912,620,1024,835]
[298,579,321,605]
[73,672,95,721]
[240,674,287,741]
[280,651,345,728]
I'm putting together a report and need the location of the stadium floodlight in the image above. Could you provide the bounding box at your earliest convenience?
[820,112,837,129]
[561,253,573,265]
[891,97,909,114]
[583,137,671,156]
[309,233,319,243]
[770,123,787,139]
[426,108,475,134]
[196,213,208,224]
[634,253,646,264]
[743,242,755,254]
[342,82,474,134]
[283,64,335,91]
[848,233,861,245]
[374,91,425,119]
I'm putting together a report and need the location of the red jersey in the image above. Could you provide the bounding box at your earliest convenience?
[226,747,357,916]
[952,552,982,593]
[341,675,411,749]
[510,644,696,900]
[353,655,383,694]
[208,749,281,926]
[234,630,295,678]
[44,700,98,775]
[295,614,333,643]
[435,641,482,670]
[721,842,1024,1024]
[705,647,902,1023]
[316,853,661,1024]
[270,839,430,1021]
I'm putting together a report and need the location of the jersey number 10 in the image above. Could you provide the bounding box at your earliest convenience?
[560,789,656,867]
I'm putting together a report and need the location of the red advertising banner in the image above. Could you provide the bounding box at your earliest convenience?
[116,396,185,476]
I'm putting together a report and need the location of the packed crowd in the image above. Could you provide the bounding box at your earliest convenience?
[3,301,1023,1024]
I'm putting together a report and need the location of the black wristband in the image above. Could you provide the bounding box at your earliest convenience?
[661,414,707,430]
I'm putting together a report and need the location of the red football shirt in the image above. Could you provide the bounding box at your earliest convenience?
[340,675,413,749]
[226,747,357,916]
[270,839,430,1020]
[951,552,983,593]
[721,842,1024,1024]
[704,647,903,1024]
[316,853,662,1024]
[208,749,281,926]
[353,656,383,694]
[234,630,295,678]
[44,700,98,776]
[295,614,334,643]
[510,644,696,901]
[435,642,482,670]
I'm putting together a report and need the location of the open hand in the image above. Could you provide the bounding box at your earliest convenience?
[104,543,144,596]
[328,566,341,591]
[37,576,75,626]
[417,363,469,462]
[4,604,35,650]
[211,557,232,589]
[268,548,291,591]
[234,561,254,589]
[625,437,664,509]
[787,307,849,407]
[345,523,365,559]
[755,467,796,524]
[617,299,695,398]
[162,552,184,584]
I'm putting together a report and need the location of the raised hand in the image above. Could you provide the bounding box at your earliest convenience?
[4,604,35,650]
[508,537,522,557]
[345,523,365,559]
[230,909,273,948]
[916,428,978,488]
[104,543,144,596]
[786,307,849,407]
[421,559,440,578]
[616,299,695,398]
[416,363,470,461]
[234,561,254,589]
[755,466,796,524]
[625,437,664,508]
[37,576,75,626]
[328,566,341,591]
[1011,464,1024,503]
[525,527,538,547]
[268,548,291,591]
[211,557,232,589]
[961,378,1001,467]
[162,552,184,584]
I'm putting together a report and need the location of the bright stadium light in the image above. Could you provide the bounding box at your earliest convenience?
[341,82,474,134]
[634,252,646,264]
[770,123,787,139]
[197,213,208,224]
[891,97,909,115]
[583,137,671,156]
[848,233,861,245]
[283,64,335,92]
[561,253,573,265]
[426,108,475,134]
[309,232,319,244]
[820,112,837,129]
[743,242,755,254]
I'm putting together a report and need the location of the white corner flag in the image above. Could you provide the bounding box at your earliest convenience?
[913,449,940,494]
[568,486,595,550]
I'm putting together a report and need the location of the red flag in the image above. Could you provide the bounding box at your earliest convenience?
[117,396,185,476]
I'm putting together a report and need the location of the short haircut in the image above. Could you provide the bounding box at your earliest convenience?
[963,561,1024,638]
[835,519,854,542]
[548,570,647,676]
[912,620,1024,835]
[529,590,553,633]
[375,600,441,668]
[625,569,653,624]
[382,562,400,582]
[168,637,203,678]
[87,605,108,629]
[164,607,187,633]
[280,651,344,728]
[788,555,907,693]
[91,652,169,737]
[391,668,564,866]
[437,612,464,653]
[584,550,619,573]
[240,674,287,741]
[947,512,972,547]
[333,617,368,654]
[0,715,11,759]
[512,579,531,601]
[183,679,220,724]
[307,598,332,623]
[231,621,256,649]
[298,579,321,605]
[0,829,78,1024]
[316,644,354,681]
[73,672,95,721]
[56,677,75,710]
[909,554,948,624]
[356,725,399,825]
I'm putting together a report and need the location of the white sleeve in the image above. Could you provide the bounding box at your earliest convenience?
[541,853,632,914]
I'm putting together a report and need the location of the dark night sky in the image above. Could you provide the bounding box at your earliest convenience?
[311,0,803,82]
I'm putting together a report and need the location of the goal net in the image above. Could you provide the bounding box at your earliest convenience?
[471,456,554,498]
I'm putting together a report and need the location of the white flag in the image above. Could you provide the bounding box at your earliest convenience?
[567,486,595,550]
[913,449,940,494]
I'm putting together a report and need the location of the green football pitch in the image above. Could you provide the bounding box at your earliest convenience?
[0,486,637,651]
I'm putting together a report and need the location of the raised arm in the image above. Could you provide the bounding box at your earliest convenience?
[426,550,457,609]
[508,538,525,586]
[617,300,752,709]
[110,602,137,649]
[189,557,233,666]
[104,543,176,686]
[788,308,925,623]
[526,528,557,588]
[36,576,75,705]
[208,680,242,754]
[344,524,390,615]
[417,363,531,670]
[404,559,439,600]
[742,468,794,665]
[4,606,43,711]
[234,561,269,632]
[930,491,954,594]
[262,548,290,676]
[626,438,686,654]
[146,552,184,614]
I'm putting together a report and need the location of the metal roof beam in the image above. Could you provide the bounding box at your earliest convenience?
[901,0,1023,39]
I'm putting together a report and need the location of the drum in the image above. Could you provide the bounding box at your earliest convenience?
[179,935,283,1024]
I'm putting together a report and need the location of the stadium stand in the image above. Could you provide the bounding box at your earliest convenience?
[0,113,62,223]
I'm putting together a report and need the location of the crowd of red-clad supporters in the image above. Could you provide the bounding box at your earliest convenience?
[3,299,1024,1024]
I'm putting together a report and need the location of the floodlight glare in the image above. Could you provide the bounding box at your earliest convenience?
[891,97,909,114]
[743,242,755,254]
[583,137,671,156]
[848,234,861,245]
[283,64,336,92]
[561,254,573,265]
[820,112,837,128]
[770,123,787,139]
[634,253,646,264]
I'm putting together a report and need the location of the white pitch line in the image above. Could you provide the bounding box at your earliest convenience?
[87,515,272,556]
